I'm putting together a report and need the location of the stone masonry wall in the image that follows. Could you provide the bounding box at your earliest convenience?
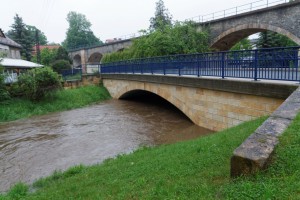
[103,79,284,131]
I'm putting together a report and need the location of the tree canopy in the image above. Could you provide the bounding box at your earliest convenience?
[231,38,252,51]
[27,25,48,45]
[256,31,297,48]
[6,14,33,61]
[62,12,103,50]
[102,22,210,63]
[149,0,173,31]
[6,14,49,61]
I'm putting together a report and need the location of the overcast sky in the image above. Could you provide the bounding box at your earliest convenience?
[1,0,262,43]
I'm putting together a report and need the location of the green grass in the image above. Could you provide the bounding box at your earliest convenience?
[1,114,299,199]
[0,85,111,122]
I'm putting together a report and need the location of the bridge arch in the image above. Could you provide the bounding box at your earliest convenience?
[88,52,103,64]
[113,85,194,124]
[73,54,82,67]
[211,23,300,51]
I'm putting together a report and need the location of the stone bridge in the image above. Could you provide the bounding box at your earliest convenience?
[102,74,297,131]
[69,0,300,70]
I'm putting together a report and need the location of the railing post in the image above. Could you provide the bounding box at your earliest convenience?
[222,52,225,79]
[197,56,200,77]
[179,65,181,76]
[163,64,166,75]
[254,50,258,81]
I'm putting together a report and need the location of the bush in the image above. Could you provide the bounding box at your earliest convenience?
[0,67,10,101]
[52,59,72,74]
[18,67,62,101]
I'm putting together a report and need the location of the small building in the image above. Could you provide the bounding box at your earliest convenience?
[32,44,60,55]
[0,28,43,83]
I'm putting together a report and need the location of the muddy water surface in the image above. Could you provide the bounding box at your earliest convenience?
[0,99,213,192]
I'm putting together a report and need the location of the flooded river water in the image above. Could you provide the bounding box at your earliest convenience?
[0,97,213,192]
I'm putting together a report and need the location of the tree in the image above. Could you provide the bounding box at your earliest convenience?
[231,38,252,51]
[6,14,33,61]
[32,48,58,66]
[149,0,173,31]
[63,12,102,50]
[27,25,48,45]
[52,59,72,73]
[102,22,210,63]
[55,46,72,63]
[256,31,297,48]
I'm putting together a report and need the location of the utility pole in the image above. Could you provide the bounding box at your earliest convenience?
[35,29,41,64]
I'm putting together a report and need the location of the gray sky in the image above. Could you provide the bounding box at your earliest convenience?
[1,0,262,43]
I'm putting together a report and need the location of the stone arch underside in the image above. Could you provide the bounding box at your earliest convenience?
[88,52,103,63]
[106,81,195,126]
[211,23,300,51]
[73,54,82,67]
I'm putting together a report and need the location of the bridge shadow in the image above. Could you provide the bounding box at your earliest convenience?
[119,90,192,122]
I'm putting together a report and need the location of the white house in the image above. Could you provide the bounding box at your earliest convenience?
[0,28,43,83]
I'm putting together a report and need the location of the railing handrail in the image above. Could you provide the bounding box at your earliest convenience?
[101,46,300,66]
[99,46,300,82]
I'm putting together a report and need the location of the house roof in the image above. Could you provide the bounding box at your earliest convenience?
[0,58,43,69]
[0,29,22,49]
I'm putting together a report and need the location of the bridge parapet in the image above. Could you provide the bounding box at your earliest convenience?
[102,74,297,131]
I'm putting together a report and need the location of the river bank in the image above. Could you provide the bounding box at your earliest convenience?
[0,85,111,122]
[1,114,299,199]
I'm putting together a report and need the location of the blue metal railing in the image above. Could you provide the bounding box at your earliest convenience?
[101,47,300,82]
[61,68,82,81]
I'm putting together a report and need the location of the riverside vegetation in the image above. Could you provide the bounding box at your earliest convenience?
[0,67,111,122]
[0,85,111,122]
[0,115,299,199]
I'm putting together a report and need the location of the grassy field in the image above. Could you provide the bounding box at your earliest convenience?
[1,113,299,199]
[0,85,111,122]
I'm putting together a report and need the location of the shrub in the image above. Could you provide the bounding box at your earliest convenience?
[18,67,62,101]
[0,67,10,101]
[52,59,72,74]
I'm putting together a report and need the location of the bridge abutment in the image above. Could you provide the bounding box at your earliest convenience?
[102,75,296,131]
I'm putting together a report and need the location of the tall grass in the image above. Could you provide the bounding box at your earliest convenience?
[0,85,111,122]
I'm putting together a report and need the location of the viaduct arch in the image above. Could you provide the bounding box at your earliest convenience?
[69,1,300,66]
[206,0,300,50]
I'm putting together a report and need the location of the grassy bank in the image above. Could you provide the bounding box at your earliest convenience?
[0,85,111,122]
[1,115,299,199]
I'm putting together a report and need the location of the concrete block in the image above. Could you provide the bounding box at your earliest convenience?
[271,102,300,120]
[255,117,291,137]
[231,133,279,177]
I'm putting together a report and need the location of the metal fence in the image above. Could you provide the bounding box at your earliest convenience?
[61,68,82,81]
[101,47,300,82]
[187,0,291,23]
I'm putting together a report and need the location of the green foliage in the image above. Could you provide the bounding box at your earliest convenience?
[231,38,252,50]
[17,67,61,101]
[32,48,58,66]
[0,85,111,122]
[102,22,210,63]
[63,12,103,50]
[26,25,48,45]
[6,14,32,61]
[7,183,28,200]
[256,31,297,48]
[51,59,72,73]
[0,58,10,101]
[149,0,173,31]
[55,46,72,63]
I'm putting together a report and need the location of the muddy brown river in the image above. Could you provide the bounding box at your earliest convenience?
[0,98,213,192]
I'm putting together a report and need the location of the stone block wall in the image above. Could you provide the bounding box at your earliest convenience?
[103,79,284,131]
